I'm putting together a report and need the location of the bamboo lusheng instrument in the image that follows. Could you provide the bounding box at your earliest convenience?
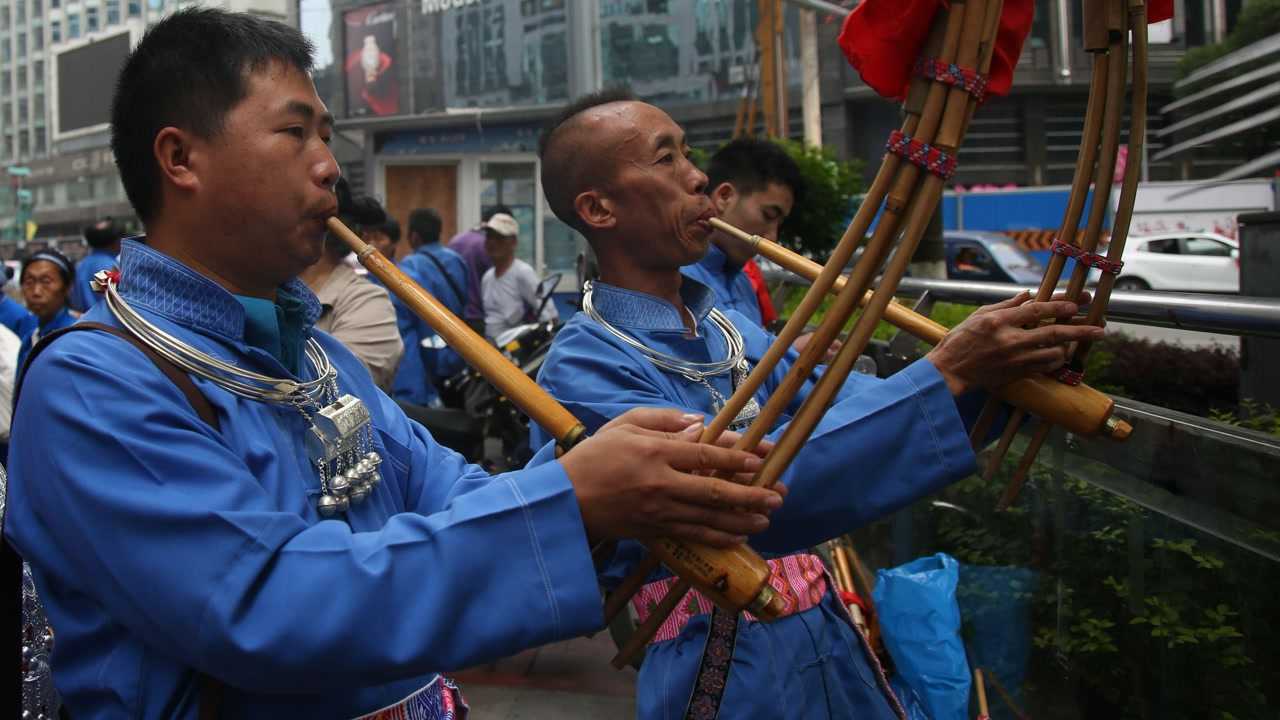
[990,0,1148,510]
[711,218,1132,441]
[983,0,1128,485]
[599,7,968,645]
[324,217,790,622]
[609,0,1006,667]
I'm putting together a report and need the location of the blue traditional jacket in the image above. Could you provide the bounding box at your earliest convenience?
[71,247,119,312]
[681,243,764,326]
[16,305,76,375]
[4,239,602,719]
[534,278,977,720]
[392,243,468,406]
[0,295,37,340]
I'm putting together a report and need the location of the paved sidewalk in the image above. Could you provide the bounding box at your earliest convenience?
[454,633,638,719]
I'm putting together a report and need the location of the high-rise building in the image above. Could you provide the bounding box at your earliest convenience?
[0,0,290,256]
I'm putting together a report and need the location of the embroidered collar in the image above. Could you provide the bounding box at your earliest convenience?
[587,278,717,332]
[115,238,322,344]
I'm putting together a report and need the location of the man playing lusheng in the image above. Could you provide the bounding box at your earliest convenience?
[534,90,1105,720]
[2,14,787,718]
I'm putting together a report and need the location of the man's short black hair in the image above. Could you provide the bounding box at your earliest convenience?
[83,218,125,249]
[408,208,442,247]
[377,217,401,243]
[706,138,806,207]
[537,87,636,236]
[481,204,512,223]
[110,8,314,223]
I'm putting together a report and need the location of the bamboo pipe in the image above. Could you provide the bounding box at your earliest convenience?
[606,4,981,665]
[714,220,1131,441]
[748,0,1002,496]
[968,11,1115,455]
[599,7,965,633]
[325,218,789,624]
[975,669,991,719]
[985,0,1131,483]
[999,0,1149,504]
[326,219,587,453]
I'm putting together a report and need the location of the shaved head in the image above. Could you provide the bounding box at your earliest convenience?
[538,88,637,236]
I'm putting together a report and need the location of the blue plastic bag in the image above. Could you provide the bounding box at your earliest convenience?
[957,565,1038,720]
[873,553,971,720]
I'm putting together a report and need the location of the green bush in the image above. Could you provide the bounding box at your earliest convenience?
[775,140,865,259]
[1177,0,1280,84]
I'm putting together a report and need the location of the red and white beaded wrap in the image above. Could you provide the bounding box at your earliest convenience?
[630,553,829,645]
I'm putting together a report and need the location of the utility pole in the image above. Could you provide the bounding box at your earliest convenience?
[5,166,34,247]
[799,8,822,147]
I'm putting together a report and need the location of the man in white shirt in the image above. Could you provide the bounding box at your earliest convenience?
[481,213,559,339]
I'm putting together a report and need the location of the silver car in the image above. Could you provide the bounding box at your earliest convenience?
[1116,232,1239,293]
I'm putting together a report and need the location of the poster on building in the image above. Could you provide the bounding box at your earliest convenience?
[344,3,401,117]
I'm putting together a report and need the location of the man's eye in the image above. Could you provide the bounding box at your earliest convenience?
[320,134,332,145]
[284,126,305,138]
[658,154,674,164]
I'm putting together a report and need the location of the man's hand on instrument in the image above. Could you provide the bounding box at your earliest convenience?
[561,407,786,548]
[924,290,1105,396]
[793,332,842,364]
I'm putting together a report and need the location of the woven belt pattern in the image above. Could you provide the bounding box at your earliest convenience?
[631,553,829,645]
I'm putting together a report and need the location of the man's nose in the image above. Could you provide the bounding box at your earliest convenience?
[315,148,341,190]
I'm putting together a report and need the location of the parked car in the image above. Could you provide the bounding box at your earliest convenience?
[944,231,1045,284]
[1116,232,1238,293]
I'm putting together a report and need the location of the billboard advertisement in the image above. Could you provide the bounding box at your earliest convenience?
[56,31,131,137]
[344,3,401,117]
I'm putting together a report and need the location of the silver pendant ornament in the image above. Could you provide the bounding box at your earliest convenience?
[306,393,383,517]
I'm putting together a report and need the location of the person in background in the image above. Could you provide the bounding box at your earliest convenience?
[683,138,836,359]
[71,219,126,312]
[0,266,36,339]
[448,203,511,333]
[391,208,470,406]
[300,188,404,392]
[363,216,401,261]
[16,249,78,373]
[481,212,559,340]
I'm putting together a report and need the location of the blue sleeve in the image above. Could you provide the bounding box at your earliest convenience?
[6,334,603,693]
[538,322,975,555]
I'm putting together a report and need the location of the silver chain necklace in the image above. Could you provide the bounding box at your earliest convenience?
[95,270,382,518]
[581,281,760,429]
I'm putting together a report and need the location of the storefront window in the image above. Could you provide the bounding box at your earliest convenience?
[301,0,570,121]
[599,0,801,106]
[479,161,537,266]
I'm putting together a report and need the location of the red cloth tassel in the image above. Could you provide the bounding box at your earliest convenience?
[837,0,1034,100]
[838,589,870,614]
[1149,0,1173,23]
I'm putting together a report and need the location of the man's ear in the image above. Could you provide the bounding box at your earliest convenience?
[574,190,616,232]
[154,127,202,195]
[710,182,737,214]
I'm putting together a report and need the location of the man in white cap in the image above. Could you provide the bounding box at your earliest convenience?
[481,212,559,339]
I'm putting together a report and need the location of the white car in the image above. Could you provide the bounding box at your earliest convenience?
[1115,232,1239,293]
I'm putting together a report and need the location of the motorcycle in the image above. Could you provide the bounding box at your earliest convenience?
[432,272,565,471]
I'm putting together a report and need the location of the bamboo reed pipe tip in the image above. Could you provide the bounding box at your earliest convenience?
[326,217,372,255]
[1106,416,1133,441]
[747,584,790,622]
[707,217,760,247]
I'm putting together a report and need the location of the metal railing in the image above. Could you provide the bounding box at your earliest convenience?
[762,268,1280,338]
[893,277,1280,338]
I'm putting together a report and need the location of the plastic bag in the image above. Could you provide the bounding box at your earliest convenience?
[873,553,971,720]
